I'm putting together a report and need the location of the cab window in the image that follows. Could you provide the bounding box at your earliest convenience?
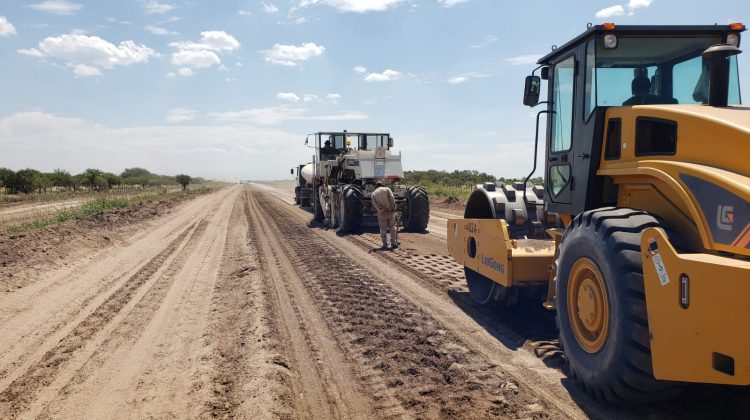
[551,56,575,152]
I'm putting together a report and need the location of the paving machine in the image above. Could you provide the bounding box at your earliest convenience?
[306,131,429,232]
[447,23,749,403]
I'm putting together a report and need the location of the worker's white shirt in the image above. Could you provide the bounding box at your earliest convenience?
[371,186,396,214]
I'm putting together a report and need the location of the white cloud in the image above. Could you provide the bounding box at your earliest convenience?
[505,54,542,66]
[198,31,241,51]
[209,106,367,125]
[30,0,82,16]
[262,2,279,13]
[353,65,367,73]
[238,10,251,15]
[168,31,240,72]
[17,48,44,57]
[159,16,181,23]
[262,42,325,66]
[446,72,488,85]
[166,108,197,122]
[142,0,175,14]
[364,69,401,82]
[277,92,339,104]
[145,25,177,36]
[438,0,469,7]
[628,0,652,9]
[20,33,157,76]
[171,50,221,69]
[178,67,194,76]
[595,5,625,18]
[166,72,176,78]
[295,0,405,13]
[626,0,652,15]
[70,63,102,77]
[170,31,240,52]
[0,16,17,37]
[277,92,301,102]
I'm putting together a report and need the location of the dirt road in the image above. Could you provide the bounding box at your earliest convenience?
[1,184,747,419]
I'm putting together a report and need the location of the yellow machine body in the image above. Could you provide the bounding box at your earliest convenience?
[446,219,554,287]
[599,105,750,257]
[641,228,750,384]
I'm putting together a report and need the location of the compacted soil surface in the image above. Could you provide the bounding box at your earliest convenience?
[0,184,747,419]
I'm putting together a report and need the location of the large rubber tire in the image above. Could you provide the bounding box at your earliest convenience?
[339,185,363,232]
[555,207,681,404]
[403,186,429,232]
[313,187,324,221]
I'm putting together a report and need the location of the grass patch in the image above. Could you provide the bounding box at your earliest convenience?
[421,184,474,199]
[3,189,181,235]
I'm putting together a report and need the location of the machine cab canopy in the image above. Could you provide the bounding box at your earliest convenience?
[534,24,745,216]
[311,132,392,159]
[537,24,744,110]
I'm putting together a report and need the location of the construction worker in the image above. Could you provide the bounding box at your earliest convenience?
[371,181,398,249]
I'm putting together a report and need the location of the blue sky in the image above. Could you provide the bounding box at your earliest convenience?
[0,0,748,180]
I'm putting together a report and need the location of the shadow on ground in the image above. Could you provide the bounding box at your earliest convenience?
[448,290,750,419]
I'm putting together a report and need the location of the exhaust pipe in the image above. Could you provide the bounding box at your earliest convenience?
[701,44,742,107]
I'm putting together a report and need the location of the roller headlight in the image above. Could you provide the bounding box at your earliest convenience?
[603,34,618,49]
[727,33,739,47]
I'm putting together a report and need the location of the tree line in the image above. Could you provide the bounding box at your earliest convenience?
[0,167,202,194]
[403,170,543,187]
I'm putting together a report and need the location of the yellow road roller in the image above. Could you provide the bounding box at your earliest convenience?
[447,22,749,403]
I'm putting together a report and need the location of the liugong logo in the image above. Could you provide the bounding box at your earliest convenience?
[717,205,734,231]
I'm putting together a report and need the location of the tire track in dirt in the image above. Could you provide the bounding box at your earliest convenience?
[348,234,565,370]
[0,190,230,401]
[24,187,236,419]
[0,221,199,418]
[246,188,376,420]
[32,219,210,419]
[0,216,200,385]
[253,189,559,419]
[269,193,750,420]
[204,191,294,419]
[0,189,229,383]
